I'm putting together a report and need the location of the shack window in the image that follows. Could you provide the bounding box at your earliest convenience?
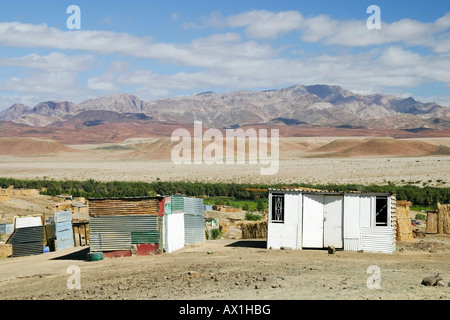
[271,193,284,223]
[375,197,389,226]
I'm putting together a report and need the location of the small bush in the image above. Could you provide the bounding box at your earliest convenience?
[210,228,222,240]
[415,213,426,221]
[245,212,262,221]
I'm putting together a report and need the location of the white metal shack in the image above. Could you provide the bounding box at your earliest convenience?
[267,188,396,253]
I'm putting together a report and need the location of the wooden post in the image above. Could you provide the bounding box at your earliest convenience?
[437,203,443,234]
[426,211,438,234]
[396,200,413,241]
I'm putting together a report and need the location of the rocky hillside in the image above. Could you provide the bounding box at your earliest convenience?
[1,84,449,130]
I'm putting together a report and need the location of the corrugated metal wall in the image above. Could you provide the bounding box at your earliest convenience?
[184,214,205,245]
[184,197,204,215]
[268,190,396,253]
[360,227,395,253]
[88,197,160,216]
[54,211,74,251]
[6,226,44,257]
[164,196,172,215]
[171,195,184,213]
[183,197,205,245]
[89,215,160,252]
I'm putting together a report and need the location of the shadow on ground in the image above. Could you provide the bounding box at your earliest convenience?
[50,247,90,261]
[226,239,267,248]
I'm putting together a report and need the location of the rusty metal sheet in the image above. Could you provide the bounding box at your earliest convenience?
[88,197,161,217]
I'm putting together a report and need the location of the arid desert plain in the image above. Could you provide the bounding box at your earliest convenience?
[0,136,449,186]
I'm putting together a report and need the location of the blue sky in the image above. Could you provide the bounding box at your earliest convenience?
[0,0,449,110]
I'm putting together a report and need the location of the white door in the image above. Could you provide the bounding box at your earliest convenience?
[302,194,324,248]
[323,195,343,248]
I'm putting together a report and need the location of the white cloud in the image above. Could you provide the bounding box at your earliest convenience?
[0,10,449,107]
[0,52,95,71]
[0,22,155,55]
[0,71,77,94]
[87,77,119,91]
[300,15,339,43]
[0,22,276,70]
[300,13,450,51]
[100,45,450,103]
[377,47,423,67]
[226,10,303,39]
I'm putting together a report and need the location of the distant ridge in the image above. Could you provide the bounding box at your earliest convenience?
[309,138,450,157]
[0,84,449,130]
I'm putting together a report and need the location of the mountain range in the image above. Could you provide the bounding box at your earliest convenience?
[1,84,449,130]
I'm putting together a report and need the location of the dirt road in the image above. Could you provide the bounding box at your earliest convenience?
[0,235,449,301]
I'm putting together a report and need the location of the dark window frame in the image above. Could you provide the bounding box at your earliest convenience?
[375,196,389,226]
[271,193,285,223]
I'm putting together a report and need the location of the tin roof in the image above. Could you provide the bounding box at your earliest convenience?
[88,197,162,217]
[268,188,392,196]
[87,196,165,201]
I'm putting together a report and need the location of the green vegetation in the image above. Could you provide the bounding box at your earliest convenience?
[245,212,262,221]
[415,213,427,220]
[95,145,134,151]
[0,177,449,206]
[203,197,267,212]
[411,205,436,212]
[210,228,222,240]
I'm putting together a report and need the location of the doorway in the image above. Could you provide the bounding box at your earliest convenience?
[302,194,343,249]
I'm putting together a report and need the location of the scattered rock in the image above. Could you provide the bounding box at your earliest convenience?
[188,271,201,277]
[421,274,443,286]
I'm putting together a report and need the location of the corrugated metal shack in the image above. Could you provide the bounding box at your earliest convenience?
[267,188,397,253]
[171,195,205,246]
[6,215,45,257]
[88,197,165,258]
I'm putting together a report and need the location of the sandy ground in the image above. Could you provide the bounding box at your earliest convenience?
[0,196,448,303]
[0,135,448,304]
[0,136,449,185]
[0,156,448,186]
[0,235,448,301]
